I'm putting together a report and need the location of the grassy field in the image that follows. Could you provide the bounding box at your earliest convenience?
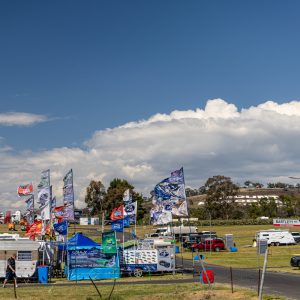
[177,224,300,272]
[2,223,300,273]
[0,282,283,300]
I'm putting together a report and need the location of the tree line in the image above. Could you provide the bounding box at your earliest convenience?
[83,175,300,222]
[84,178,146,222]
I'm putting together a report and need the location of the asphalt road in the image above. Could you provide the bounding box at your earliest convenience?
[179,258,300,300]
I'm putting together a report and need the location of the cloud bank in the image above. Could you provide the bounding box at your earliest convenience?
[1,98,300,212]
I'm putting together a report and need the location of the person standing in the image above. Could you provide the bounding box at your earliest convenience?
[3,254,18,288]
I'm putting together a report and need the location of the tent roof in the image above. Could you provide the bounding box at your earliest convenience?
[68,232,99,247]
[58,232,100,250]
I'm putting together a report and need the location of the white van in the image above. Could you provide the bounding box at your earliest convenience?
[256,229,296,246]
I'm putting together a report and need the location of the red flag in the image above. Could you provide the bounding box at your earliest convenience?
[110,205,124,220]
[17,183,33,196]
[26,220,42,240]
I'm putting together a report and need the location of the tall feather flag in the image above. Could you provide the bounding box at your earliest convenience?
[25,195,35,225]
[63,169,74,221]
[37,170,51,221]
[150,167,188,225]
[123,189,137,225]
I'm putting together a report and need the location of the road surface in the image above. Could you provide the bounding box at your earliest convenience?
[179,258,300,299]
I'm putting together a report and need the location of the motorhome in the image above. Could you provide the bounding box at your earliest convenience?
[0,234,40,278]
[256,229,296,246]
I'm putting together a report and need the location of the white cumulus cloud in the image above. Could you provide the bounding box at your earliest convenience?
[1,98,300,212]
[0,112,48,126]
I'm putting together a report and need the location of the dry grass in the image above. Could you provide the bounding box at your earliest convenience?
[0,282,282,300]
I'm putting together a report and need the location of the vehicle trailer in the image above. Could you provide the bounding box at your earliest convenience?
[256,229,296,246]
[120,238,175,277]
[0,234,40,279]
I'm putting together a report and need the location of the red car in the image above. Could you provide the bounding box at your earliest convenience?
[192,238,225,252]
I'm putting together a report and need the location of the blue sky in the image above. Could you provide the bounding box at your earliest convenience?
[2,0,300,151]
[2,1,300,210]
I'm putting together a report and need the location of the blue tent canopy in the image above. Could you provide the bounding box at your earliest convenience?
[62,232,120,281]
[58,232,101,250]
[67,232,100,250]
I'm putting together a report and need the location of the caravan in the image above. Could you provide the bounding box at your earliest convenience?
[0,234,40,278]
[256,229,296,246]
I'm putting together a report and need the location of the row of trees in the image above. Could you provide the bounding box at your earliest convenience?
[83,175,300,222]
[191,194,300,220]
[190,175,300,219]
[84,178,146,221]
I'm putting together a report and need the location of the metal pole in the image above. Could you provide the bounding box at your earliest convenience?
[199,258,211,289]
[257,268,261,296]
[230,266,233,293]
[259,248,268,300]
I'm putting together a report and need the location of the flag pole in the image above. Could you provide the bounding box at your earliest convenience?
[134,204,137,249]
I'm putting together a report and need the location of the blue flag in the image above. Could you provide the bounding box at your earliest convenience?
[53,220,68,235]
[111,219,124,232]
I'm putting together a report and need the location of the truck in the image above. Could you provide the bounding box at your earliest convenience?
[191,238,225,252]
[256,229,296,246]
[148,226,198,240]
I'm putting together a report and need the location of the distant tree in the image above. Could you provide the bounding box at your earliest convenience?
[84,180,106,216]
[103,178,146,221]
[245,203,261,219]
[267,182,288,189]
[185,187,199,197]
[198,186,207,194]
[244,180,253,187]
[258,197,278,217]
[204,175,239,219]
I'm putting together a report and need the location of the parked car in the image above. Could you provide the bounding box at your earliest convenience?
[291,232,300,243]
[290,255,300,268]
[191,238,225,252]
[182,232,218,249]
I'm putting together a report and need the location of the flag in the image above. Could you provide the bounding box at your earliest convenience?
[37,169,50,190]
[102,231,117,254]
[150,209,172,225]
[25,211,35,225]
[38,186,51,220]
[152,167,188,218]
[63,169,73,186]
[26,220,43,237]
[53,220,68,235]
[123,189,132,202]
[111,219,124,232]
[25,195,34,212]
[51,196,56,210]
[131,229,136,239]
[110,205,124,220]
[63,169,74,220]
[124,201,137,216]
[123,215,130,227]
[17,183,33,196]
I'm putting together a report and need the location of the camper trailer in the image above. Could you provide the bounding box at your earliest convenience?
[256,229,296,246]
[0,234,40,278]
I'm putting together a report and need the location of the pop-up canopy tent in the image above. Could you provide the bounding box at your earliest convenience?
[65,232,120,280]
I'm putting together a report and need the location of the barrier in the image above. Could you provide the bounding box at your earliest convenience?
[37,266,49,284]
[200,270,214,284]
